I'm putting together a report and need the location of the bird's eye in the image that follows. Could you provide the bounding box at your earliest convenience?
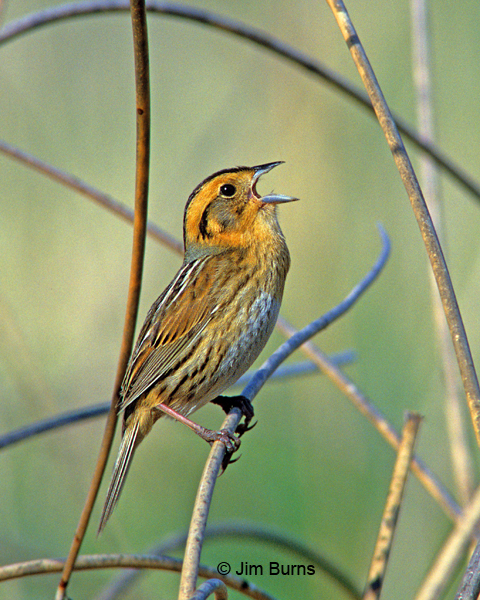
[220,183,236,197]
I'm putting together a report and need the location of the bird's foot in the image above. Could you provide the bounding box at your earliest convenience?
[211,394,256,436]
[201,427,241,453]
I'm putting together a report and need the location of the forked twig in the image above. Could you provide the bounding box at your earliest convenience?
[325,0,480,447]
[55,1,151,598]
[363,412,422,600]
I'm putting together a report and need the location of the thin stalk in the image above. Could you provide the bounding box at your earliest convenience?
[325,0,480,449]
[363,412,422,600]
[55,1,151,598]
[410,0,474,505]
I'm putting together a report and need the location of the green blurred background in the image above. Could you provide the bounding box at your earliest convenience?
[1,1,480,598]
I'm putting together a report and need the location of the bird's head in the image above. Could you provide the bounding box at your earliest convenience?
[183,162,297,259]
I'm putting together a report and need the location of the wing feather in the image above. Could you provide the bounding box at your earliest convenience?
[117,255,219,413]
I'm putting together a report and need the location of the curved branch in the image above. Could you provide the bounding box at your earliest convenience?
[189,580,228,600]
[0,1,480,204]
[96,521,361,600]
[0,554,277,600]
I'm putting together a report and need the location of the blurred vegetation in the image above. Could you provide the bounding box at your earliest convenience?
[1,1,480,599]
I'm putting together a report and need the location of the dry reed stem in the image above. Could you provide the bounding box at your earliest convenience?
[325,0,480,447]
[410,0,474,506]
[55,1,151,598]
[363,412,422,600]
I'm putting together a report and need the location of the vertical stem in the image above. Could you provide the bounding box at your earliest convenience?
[364,412,422,599]
[54,2,151,598]
[410,0,474,505]
[325,0,480,448]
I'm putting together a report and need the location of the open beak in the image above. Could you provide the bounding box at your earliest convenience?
[251,162,299,205]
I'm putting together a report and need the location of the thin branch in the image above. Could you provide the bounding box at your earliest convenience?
[415,484,480,600]
[325,0,480,447]
[363,412,422,600]
[1,2,480,205]
[0,139,182,254]
[177,226,390,598]
[0,354,355,451]
[275,316,462,525]
[55,2,151,599]
[410,0,474,506]
[0,554,277,600]
[96,521,361,600]
[0,404,109,450]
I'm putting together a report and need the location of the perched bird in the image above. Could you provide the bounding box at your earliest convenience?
[98,162,296,532]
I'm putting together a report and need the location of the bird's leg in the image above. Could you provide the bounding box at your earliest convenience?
[211,395,256,436]
[154,401,240,453]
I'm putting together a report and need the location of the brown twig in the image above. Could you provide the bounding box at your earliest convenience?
[55,2,151,598]
[325,0,480,448]
[363,412,422,600]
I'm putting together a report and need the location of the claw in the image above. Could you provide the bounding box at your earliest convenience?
[236,419,258,437]
[220,451,242,474]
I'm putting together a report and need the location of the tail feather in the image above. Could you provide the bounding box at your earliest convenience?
[98,416,140,534]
